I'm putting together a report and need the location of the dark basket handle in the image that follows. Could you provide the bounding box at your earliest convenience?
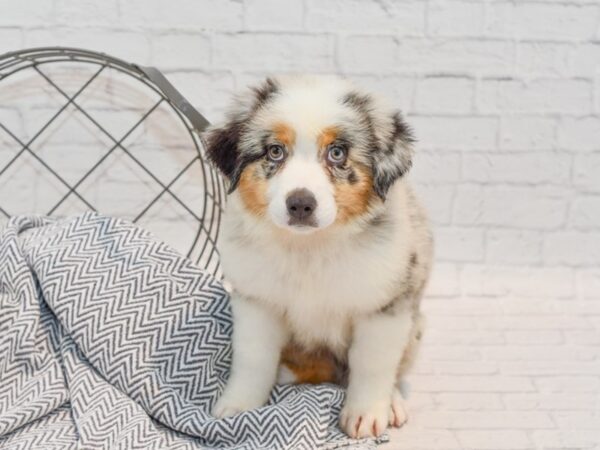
[133,65,211,133]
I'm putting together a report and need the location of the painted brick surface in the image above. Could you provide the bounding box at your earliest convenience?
[1,1,599,448]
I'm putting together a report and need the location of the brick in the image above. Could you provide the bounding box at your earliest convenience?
[462,266,575,299]
[245,0,304,31]
[505,330,563,345]
[115,0,161,25]
[543,231,600,266]
[589,317,600,329]
[453,185,483,225]
[535,376,600,393]
[150,33,211,69]
[432,361,499,375]
[428,1,485,37]
[578,269,600,300]
[484,345,595,361]
[55,0,119,26]
[213,33,334,71]
[574,153,600,192]
[158,71,235,119]
[596,73,600,114]
[427,411,554,429]
[570,196,600,230]
[532,430,600,449]
[498,298,567,315]
[484,187,568,229]
[504,393,597,411]
[568,301,600,315]
[476,314,589,331]
[338,35,398,73]
[568,42,600,76]
[424,298,502,316]
[435,393,504,411]
[409,151,461,184]
[425,328,505,345]
[0,106,24,145]
[479,78,592,114]
[387,428,462,450]
[486,229,542,265]
[501,360,600,376]
[120,0,244,30]
[499,117,556,151]
[483,2,513,38]
[397,38,515,75]
[414,77,474,114]
[553,411,600,429]
[456,186,568,229]
[424,262,460,298]
[501,2,600,40]
[413,184,455,225]
[457,430,532,450]
[434,227,485,262]
[419,345,481,362]
[306,0,426,35]
[463,152,570,185]
[516,42,570,77]
[0,0,54,26]
[410,116,498,151]
[349,75,416,113]
[411,375,535,393]
[565,330,600,345]
[558,116,600,152]
[23,28,151,65]
[0,28,23,53]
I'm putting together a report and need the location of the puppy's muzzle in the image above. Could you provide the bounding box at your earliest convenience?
[286,188,317,227]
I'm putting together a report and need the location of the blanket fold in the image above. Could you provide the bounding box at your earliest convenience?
[0,213,380,449]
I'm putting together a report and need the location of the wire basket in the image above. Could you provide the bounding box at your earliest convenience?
[0,47,225,276]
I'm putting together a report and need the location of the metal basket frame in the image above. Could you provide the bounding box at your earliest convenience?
[0,47,225,275]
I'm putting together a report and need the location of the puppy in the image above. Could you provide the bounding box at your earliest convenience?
[204,76,433,439]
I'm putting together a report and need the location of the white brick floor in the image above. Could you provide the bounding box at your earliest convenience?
[381,267,600,450]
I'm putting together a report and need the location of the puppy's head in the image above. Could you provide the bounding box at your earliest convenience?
[204,76,414,233]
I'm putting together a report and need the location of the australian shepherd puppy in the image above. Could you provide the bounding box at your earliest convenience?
[204,75,433,439]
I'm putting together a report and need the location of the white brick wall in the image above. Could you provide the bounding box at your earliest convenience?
[1,1,599,449]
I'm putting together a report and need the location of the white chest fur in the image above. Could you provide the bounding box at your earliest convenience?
[219,192,411,354]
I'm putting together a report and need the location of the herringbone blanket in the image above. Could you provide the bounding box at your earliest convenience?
[0,213,381,449]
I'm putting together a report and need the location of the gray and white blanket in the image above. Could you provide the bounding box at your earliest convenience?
[0,213,382,449]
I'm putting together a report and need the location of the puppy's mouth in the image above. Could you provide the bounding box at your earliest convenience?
[287,218,318,229]
[285,222,318,234]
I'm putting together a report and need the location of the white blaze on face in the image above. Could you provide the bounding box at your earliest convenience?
[267,153,337,232]
[257,76,358,232]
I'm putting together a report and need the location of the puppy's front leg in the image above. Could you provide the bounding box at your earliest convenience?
[341,308,413,438]
[213,295,287,418]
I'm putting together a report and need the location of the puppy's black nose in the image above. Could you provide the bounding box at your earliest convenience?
[286,188,317,225]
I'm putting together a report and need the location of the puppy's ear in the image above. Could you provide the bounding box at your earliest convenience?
[203,78,280,194]
[203,119,245,193]
[371,111,415,199]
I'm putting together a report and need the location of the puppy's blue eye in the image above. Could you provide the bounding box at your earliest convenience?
[267,144,286,162]
[327,145,347,165]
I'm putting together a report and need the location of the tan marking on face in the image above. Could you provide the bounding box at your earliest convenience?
[281,343,340,384]
[317,126,339,149]
[272,122,296,148]
[238,162,268,217]
[334,164,375,224]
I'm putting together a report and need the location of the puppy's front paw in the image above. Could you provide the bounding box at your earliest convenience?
[212,389,266,418]
[340,398,390,439]
[340,388,409,438]
[389,388,408,428]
